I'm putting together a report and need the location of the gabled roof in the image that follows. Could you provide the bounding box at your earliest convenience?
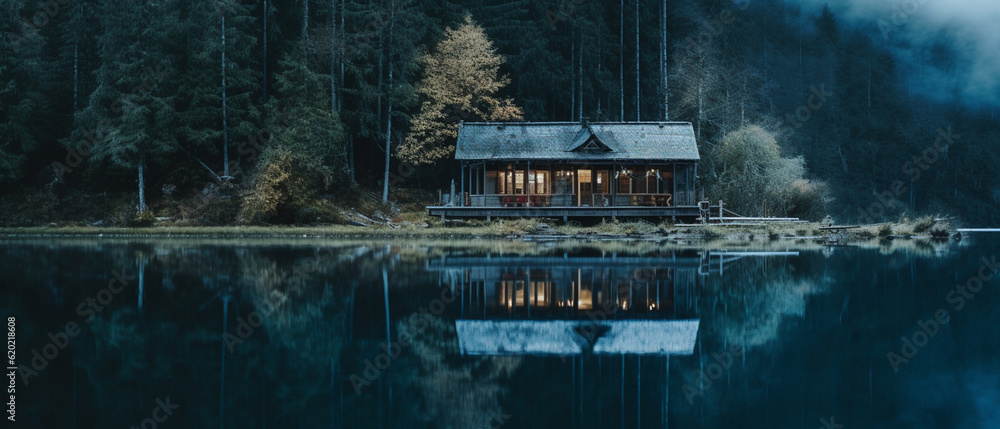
[454,319,700,356]
[454,122,700,161]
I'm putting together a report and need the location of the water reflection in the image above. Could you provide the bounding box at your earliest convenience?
[3,237,997,429]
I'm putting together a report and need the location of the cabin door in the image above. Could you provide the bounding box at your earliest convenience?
[577,169,592,206]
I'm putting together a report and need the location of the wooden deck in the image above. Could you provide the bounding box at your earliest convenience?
[426,205,703,220]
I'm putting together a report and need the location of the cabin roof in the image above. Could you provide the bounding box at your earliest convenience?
[454,122,700,161]
[454,319,700,356]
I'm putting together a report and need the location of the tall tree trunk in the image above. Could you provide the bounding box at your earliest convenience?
[571,37,575,121]
[302,0,309,40]
[381,6,394,203]
[73,43,79,113]
[222,13,230,177]
[578,31,583,121]
[597,22,602,118]
[138,154,147,213]
[697,82,703,140]
[330,0,337,114]
[635,0,640,122]
[661,0,668,121]
[798,0,803,100]
[382,100,392,202]
[339,0,344,112]
[263,0,268,104]
[620,0,624,122]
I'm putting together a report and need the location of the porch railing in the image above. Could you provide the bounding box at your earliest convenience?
[469,194,566,207]
[466,193,674,208]
[602,193,673,207]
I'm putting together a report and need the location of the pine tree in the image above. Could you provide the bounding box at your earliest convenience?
[73,0,182,212]
[239,48,347,223]
[398,16,522,165]
[176,0,261,182]
[0,0,47,182]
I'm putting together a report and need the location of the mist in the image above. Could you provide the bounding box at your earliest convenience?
[800,0,1000,107]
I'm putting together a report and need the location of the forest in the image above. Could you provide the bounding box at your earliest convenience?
[1,0,998,226]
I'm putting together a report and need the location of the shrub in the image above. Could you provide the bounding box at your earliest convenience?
[489,219,542,236]
[239,148,319,224]
[295,199,346,224]
[706,125,828,219]
[133,210,156,227]
[877,223,893,237]
[912,216,935,234]
[929,224,951,239]
[177,184,240,225]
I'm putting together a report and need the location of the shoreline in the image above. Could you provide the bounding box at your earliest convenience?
[0,220,960,243]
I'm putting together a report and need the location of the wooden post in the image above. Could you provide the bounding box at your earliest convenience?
[718,200,723,224]
[526,161,531,207]
[460,162,465,207]
[612,162,617,206]
[449,179,455,206]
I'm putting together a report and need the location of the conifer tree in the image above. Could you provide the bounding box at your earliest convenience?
[398,16,522,165]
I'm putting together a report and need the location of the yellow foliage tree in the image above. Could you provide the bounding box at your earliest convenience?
[398,16,523,165]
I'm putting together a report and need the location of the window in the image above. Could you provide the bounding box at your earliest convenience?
[554,170,573,195]
[529,171,548,194]
[618,173,631,194]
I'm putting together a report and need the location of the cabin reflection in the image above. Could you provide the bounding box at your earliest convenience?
[428,251,798,358]
[428,251,754,320]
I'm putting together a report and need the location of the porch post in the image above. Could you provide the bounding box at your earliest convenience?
[526,161,531,207]
[460,161,465,207]
[612,161,617,206]
[672,163,677,204]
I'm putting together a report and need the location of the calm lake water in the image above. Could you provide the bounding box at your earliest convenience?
[3,235,999,428]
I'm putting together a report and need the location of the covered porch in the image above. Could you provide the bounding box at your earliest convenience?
[456,161,697,208]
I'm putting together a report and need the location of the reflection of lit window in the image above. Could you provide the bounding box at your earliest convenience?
[532,282,548,306]
[579,289,592,310]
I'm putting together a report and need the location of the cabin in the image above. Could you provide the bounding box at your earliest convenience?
[427,121,701,220]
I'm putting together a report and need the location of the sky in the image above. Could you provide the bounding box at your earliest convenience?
[802,0,1000,107]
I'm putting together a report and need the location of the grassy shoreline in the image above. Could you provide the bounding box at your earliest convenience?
[0,217,958,243]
